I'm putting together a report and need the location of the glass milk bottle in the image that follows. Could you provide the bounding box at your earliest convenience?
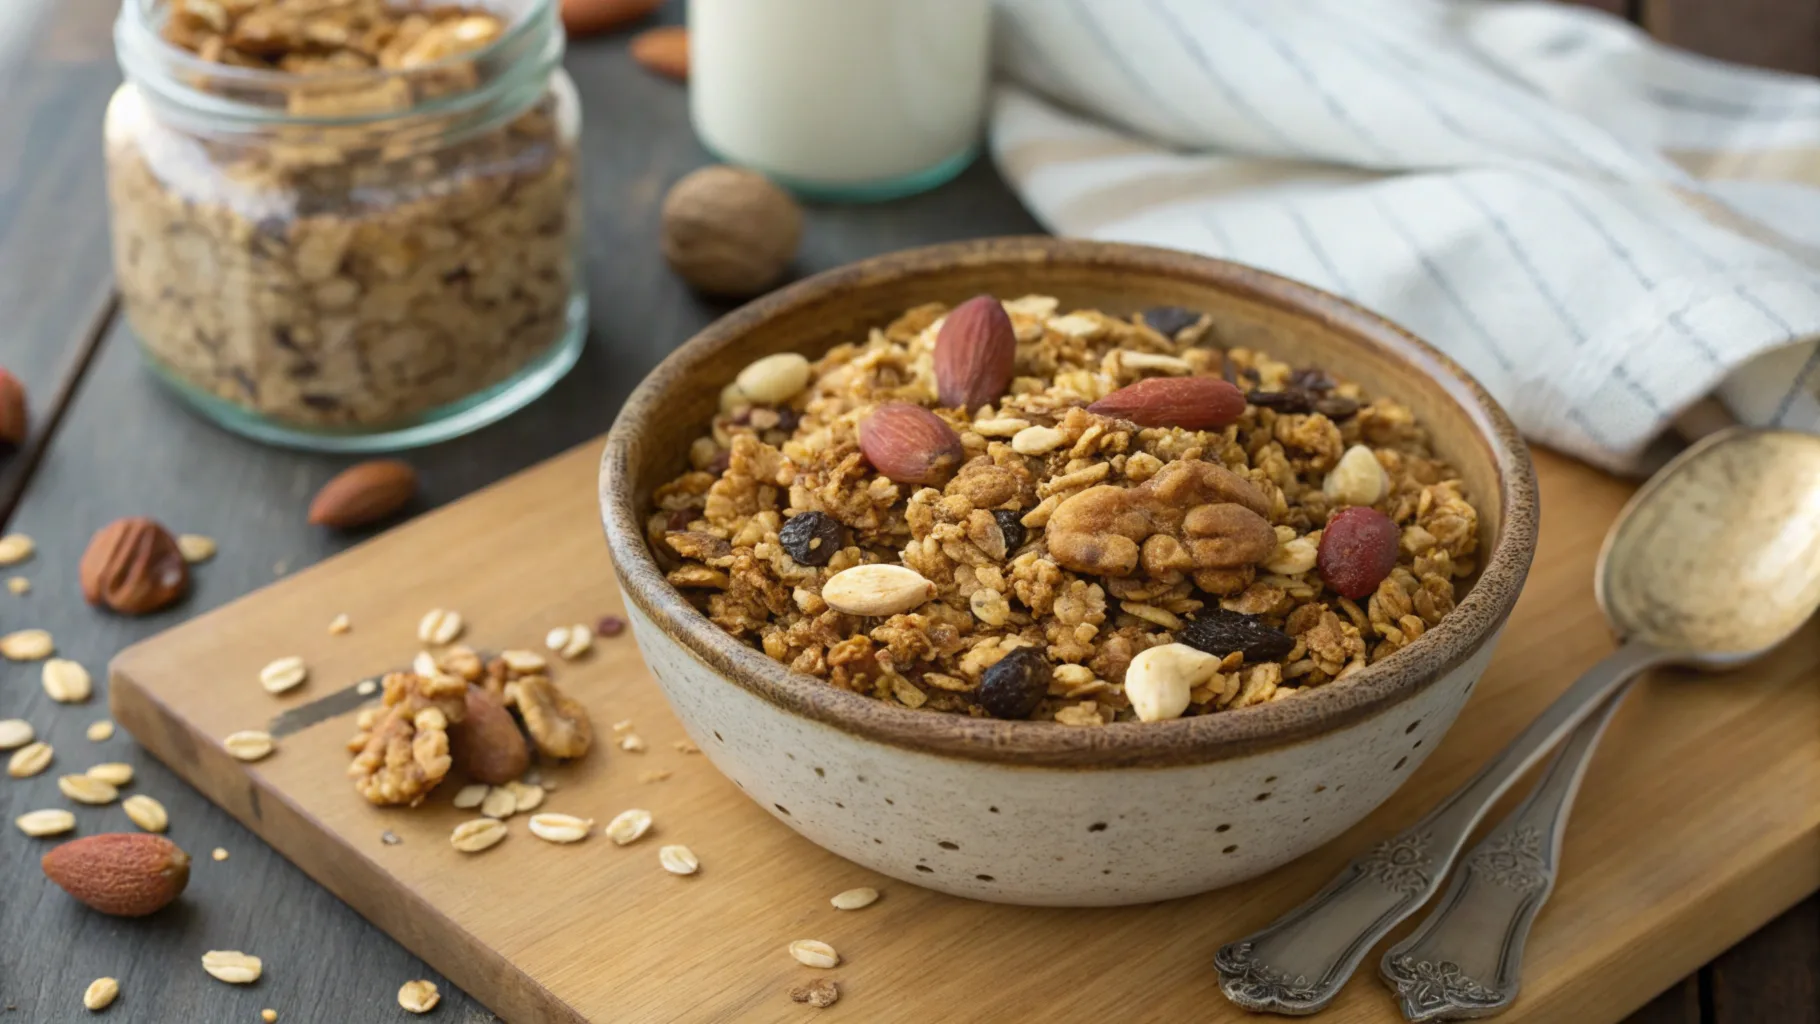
[688,0,992,201]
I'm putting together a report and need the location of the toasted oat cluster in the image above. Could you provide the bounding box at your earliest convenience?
[648,297,1481,725]
[105,0,578,429]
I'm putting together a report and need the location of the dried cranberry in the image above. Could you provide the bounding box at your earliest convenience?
[1288,367,1336,393]
[977,648,1051,719]
[595,615,626,638]
[1177,610,1295,663]
[993,509,1027,553]
[779,511,846,567]
[1317,506,1401,599]
[1245,388,1316,415]
[1139,306,1202,339]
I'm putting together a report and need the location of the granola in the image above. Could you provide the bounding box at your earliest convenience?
[106,0,580,430]
[648,297,1482,724]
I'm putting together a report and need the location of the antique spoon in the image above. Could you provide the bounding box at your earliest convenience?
[1216,427,1820,1017]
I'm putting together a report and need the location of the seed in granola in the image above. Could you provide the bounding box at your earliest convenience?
[659,844,699,875]
[788,939,840,969]
[0,718,34,749]
[606,808,654,845]
[41,658,92,703]
[620,734,646,752]
[789,978,840,1008]
[83,977,120,1011]
[858,402,965,485]
[830,887,879,910]
[1088,376,1245,430]
[596,614,626,637]
[87,720,115,742]
[1010,424,1066,456]
[991,509,1027,554]
[1318,507,1402,599]
[1324,444,1389,507]
[480,786,518,819]
[177,533,217,563]
[1125,643,1223,722]
[528,813,593,843]
[1138,305,1203,340]
[201,950,261,984]
[450,818,508,852]
[734,352,812,405]
[820,563,934,617]
[328,612,352,635]
[8,741,52,777]
[453,783,488,809]
[60,774,119,805]
[1,628,54,661]
[0,534,32,565]
[398,979,441,1014]
[15,808,76,837]
[779,511,846,567]
[977,647,1051,720]
[223,730,275,762]
[417,608,463,645]
[258,655,308,694]
[123,794,169,833]
[1178,610,1295,663]
[87,763,134,786]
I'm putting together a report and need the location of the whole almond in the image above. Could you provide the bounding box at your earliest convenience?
[631,25,688,80]
[561,0,663,36]
[1088,375,1247,430]
[79,518,189,615]
[820,564,935,617]
[0,367,26,447]
[934,295,1017,410]
[451,684,529,785]
[308,460,417,529]
[858,403,964,485]
[42,833,191,916]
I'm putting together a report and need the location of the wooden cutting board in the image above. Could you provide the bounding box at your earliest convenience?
[109,440,1820,1024]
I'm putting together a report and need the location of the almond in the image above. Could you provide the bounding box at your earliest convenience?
[820,564,934,617]
[42,833,191,916]
[631,25,687,81]
[858,403,964,485]
[0,367,26,447]
[80,518,190,615]
[451,684,529,785]
[308,460,417,529]
[561,0,662,37]
[934,295,1016,410]
[1087,376,1247,430]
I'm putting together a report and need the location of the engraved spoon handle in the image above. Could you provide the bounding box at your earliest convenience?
[1215,641,1670,1016]
[1380,684,1633,1021]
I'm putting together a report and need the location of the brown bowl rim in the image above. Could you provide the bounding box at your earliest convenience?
[600,238,1538,768]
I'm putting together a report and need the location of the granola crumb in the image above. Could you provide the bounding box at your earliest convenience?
[637,769,672,784]
[619,734,647,753]
[611,719,635,733]
[789,979,840,1008]
[673,740,700,754]
[328,613,351,635]
[381,830,402,846]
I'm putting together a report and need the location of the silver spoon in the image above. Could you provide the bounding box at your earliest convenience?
[1216,427,1820,1017]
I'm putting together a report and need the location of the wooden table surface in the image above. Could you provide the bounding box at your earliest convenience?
[0,1,1813,1022]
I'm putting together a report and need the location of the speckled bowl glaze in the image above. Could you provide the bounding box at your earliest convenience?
[601,238,1537,906]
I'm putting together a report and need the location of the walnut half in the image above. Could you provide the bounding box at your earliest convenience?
[505,674,593,760]
[346,671,468,806]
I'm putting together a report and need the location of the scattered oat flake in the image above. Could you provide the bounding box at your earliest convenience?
[611,719,634,733]
[528,813,593,843]
[223,730,275,762]
[6,576,27,595]
[83,977,120,1012]
[259,655,308,695]
[15,808,76,837]
[212,847,230,861]
[356,678,378,696]
[506,781,544,813]
[418,608,463,645]
[480,786,517,819]
[124,794,169,833]
[86,720,114,742]
[87,762,134,786]
[398,979,440,1014]
[262,1011,278,1023]
[619,734,646,753]
[0,719,34,750]
[673,740,700,754]
[500,649,546,672]
[788,940,840,969]
[830,887,880,910]
[789,978,840,1009]
[201,950,262,985]
[8,741,52,777]
[0,628,54,661]
[327,612,351,635]
[41,658,92,703]
[637,769,672,784]
[450,818,508,853]
[452,783,488,809]
[606,808,653,846]
[659,844,699,875]
[177,533,217,562]
[546,623,592,659]
[381,830,402,846]
[0,533,33,565]
[60,774,119,805]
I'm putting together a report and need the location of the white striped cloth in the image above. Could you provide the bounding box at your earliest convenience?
[988,0,1820,472]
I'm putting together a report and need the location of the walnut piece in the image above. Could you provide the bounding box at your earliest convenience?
[506,674,593,759]
[346,672,468,806]
[1046,459,1275,594]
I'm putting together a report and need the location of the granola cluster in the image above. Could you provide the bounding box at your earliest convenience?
[106,0,578,429]
[648,296,1482,725]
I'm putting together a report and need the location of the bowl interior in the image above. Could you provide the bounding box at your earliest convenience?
[603,238,1535,766]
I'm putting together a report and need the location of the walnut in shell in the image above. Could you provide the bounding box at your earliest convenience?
[660,166,802,298]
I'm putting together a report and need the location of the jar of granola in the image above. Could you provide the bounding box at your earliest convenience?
[106,0,585,450]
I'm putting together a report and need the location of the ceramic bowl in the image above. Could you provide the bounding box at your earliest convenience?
[600,238,1537,907]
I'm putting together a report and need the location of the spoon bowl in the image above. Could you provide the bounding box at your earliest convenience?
[1597,428,1820,666]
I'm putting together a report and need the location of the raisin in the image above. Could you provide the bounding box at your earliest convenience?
[1177,610,1294,663]
[1314,395,1360,421]
[977,648,1051,719]
[1317,506,1401,599]
[993,509,1027,554]
[779,511,846,567]
[1138,305,1202,339]
[1288,367,1336,393]
[1245,388,1316,414]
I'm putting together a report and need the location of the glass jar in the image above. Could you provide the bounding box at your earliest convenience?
[688,0,991,202]
[107,0,585,451]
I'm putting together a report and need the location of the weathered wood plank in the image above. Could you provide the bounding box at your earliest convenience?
[1625,976,1704,1024]
[1711,897,1820,1024]
[1644,0,1820,75]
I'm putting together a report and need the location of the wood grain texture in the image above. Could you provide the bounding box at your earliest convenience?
[95,442,1819,1023]
[1644,0,1820,75]
[1712,898,1820,1024]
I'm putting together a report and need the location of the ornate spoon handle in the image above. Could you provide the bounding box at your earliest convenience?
[1379,685,1632,1021]
[1215,641,1668,1016]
